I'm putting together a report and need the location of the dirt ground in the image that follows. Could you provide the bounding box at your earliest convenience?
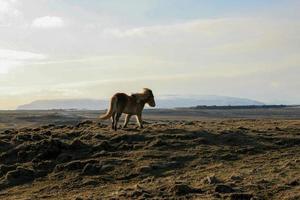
[0,110,299,199]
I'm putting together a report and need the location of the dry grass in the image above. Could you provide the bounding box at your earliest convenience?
[0,115,299,199]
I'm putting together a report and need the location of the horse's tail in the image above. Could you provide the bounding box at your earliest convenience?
[99,96,117,119]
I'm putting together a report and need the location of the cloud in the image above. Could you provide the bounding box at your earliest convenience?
[0,0,21,26]
[0,0,20,15]
[101,18,245,38]
[31,16,64,28]
[0,49,46,60]
[1,1,300,108]
[99,17,299,70]
[0,49,46,73]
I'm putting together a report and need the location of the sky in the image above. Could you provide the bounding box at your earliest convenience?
[0,0,300,109]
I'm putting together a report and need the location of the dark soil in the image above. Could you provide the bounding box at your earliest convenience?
[0,118,299,199]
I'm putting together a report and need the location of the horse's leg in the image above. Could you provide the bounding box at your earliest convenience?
[123,114,131,128]
[114,112,122,131]
[136,114,143,128]
[111,112,116,130]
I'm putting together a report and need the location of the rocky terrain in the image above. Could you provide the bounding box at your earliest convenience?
[0,117,299,199]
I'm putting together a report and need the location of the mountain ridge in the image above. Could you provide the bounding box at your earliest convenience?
[17,95,264,110]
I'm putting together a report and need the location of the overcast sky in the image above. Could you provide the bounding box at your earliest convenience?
[0,0,299,109]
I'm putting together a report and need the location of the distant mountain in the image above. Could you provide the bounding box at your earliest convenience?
[157,95,264,108]
[17,99,108,110]
[17,95,264,110]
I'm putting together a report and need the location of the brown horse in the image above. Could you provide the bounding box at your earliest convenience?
[100,88,156,130]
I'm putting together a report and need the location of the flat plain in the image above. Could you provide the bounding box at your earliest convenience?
[0,107,299,199]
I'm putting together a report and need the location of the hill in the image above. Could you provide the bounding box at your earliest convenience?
[17,95,264,110]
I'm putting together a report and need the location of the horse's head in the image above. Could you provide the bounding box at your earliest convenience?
[143,88,156,107]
